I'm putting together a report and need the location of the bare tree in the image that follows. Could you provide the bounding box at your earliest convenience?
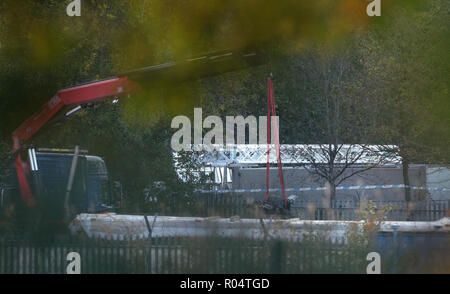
[290,144,399,206]
[287,43,399,206]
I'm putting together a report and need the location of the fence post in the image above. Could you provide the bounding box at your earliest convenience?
[269,240,285,274]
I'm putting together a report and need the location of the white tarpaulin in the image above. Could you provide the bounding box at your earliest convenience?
[69,213,449,241]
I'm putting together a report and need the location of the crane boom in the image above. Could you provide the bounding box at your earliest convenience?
[12,77,138,153]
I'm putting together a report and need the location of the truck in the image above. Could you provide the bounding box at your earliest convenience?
[1,148,122,227]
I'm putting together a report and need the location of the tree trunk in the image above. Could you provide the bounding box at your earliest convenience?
[402,157,411,202]
[330,183,336,207]
[326,181,336,219]
[401,155,412,220]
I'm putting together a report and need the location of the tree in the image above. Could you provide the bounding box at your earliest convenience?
[358,0,450,201]
[293,144,399,207]
[279,42,399,205]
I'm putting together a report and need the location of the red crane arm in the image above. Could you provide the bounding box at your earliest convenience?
[12,47,265,153]
[12,77,139,153]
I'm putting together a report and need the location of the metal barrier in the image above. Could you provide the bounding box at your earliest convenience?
[187,192,449,220]
[0,231,448,274]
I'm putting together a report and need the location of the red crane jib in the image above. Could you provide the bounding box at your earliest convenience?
[265,77,287,208]
[12,77,138,152]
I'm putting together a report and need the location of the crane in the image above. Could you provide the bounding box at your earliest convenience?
[10,47,266,211]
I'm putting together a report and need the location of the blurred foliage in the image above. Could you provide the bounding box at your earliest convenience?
[360,0,450,163]
[0,0,446,212]
[0,134,12,184]
[0,0,424,132]
[200,0,449,162]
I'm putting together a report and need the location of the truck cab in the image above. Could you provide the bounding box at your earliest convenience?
[85,155,115,212]
[1,151,119,222]
[37,152,118,213]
